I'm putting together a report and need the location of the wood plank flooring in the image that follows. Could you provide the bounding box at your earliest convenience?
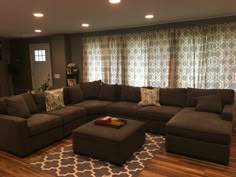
[0,131,235,177]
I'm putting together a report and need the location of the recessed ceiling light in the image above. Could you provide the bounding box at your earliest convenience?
[35,29,42,33]
[33,13,44,17]
[145,14,154,19]
[82,23,90,27]
[109,0,121,4]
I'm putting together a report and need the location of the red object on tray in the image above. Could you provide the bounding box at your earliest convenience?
[95,116,112,124]
[94,116,127,129]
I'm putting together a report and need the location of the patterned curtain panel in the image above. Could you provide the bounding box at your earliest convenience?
[83,35,124,84]
[173,22,236,90]
[83,32,170,87]
[125,31,170,87]
[83,22,236,91]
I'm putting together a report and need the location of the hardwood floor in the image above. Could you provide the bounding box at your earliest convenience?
[0,131,235,177]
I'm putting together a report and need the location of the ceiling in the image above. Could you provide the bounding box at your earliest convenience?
[0,0,236,38]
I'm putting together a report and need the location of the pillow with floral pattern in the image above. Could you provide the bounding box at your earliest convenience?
[45,88,65,112]
[138,87,160,106]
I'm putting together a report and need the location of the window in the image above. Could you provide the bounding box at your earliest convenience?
[34,50,46,62]
[83,22,236,91]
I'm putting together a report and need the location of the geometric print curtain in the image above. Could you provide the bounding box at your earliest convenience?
[83,22,236,91]
[83,31,170,87]
[173,22,236,90]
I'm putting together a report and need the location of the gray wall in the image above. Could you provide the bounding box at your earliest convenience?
[10,37,49,93]
[0,39,12,96]
[70,34,83,82]
[7,16,236,93]
[9,35,70,92]
[50,35,67,87]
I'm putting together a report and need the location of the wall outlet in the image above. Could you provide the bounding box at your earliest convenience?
[54,74,61,79]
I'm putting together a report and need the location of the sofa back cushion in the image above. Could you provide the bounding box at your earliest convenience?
[5,95,31,118]
[186,88,235,107]
[195,94,223,114]
[64,85,84,104]
[0,97,7,114]
[160,88,186,107]
[98,83,117,101]
[80,80,101,99]
[33,92,46,112]
[120,85,141,103]
[21,93,38,114]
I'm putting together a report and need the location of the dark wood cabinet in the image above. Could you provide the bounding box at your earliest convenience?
[66,63,79,86]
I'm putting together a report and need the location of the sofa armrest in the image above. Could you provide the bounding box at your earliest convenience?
[222,104,234,121]
[0,114,30,156]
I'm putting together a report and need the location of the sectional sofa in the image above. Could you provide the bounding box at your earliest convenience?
[0,80,234,165]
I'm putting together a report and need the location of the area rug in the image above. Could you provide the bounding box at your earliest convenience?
[31,133,165,177]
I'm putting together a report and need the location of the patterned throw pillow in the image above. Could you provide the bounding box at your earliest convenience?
[45,88,65,112]
[138,88,160,106]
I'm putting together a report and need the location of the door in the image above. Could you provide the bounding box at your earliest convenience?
[30,43,52,90]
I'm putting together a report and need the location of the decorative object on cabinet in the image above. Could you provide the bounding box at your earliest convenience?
[66,63,79,86]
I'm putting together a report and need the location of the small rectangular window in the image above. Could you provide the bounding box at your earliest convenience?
[34,49,46,62]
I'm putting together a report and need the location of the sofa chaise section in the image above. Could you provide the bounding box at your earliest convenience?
[165,88,235,164]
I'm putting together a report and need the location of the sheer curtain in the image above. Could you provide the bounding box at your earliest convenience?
[83,22,236,91]
[83,31,171,87]
[173,23,236,90]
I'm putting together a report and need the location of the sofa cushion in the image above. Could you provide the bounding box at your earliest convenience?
[80,80,101,99]
[186,88,235,107]
[138,87,160,106]
[45,88,65,112]
[6,95,31,118]
[33,92,46,112]
[195,94,223,114]
[21,93,38,114]
[64,85,84,105]
[166,108,232,144]
[120,85,141,103]
[106,101,141,117]
[75,100,113,115]
[27,113,62,136]
[136,105,182,122]
[98,83,117,101]
[160,88,186,107]
[0,97,7,114]
[48,106,86,123]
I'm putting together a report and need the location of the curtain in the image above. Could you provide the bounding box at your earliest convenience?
[83,31,170,87]
[83,22,236,91]
[173,22,236,90]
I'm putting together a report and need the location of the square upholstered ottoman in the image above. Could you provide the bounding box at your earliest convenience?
[72,118,145,165]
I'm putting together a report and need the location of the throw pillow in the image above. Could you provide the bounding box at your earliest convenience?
[195,94,223,114]
[80,80,101,99]
[138,87,160,106]
[64,85,84,104]
[5,95,31,118]
[98,83,116,101]
[21,93,38,114]
[45,88,65,112]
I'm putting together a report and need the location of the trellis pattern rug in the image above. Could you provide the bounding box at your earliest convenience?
[31,133,165,177]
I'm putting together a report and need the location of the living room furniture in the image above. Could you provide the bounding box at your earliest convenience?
[0,80,234,165]
[72,118,145,165]
[66,63,79,86]
[165,88,234,164]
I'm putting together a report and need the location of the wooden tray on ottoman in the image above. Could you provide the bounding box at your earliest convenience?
[94,116,127,129]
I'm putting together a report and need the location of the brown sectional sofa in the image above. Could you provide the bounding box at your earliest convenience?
[0,80,234,165]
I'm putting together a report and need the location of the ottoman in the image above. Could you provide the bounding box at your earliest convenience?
[72,118,145,165]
